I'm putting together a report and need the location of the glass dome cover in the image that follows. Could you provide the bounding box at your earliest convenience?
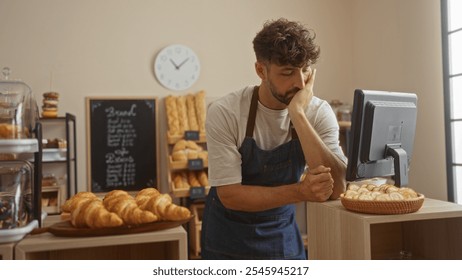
[0,67,38,139]
[0,160,33,229]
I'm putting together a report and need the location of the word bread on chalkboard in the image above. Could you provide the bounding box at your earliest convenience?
[165,90,206,142]
[87,98,158,193]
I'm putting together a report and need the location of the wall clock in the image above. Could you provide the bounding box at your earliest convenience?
[154,44,201,91]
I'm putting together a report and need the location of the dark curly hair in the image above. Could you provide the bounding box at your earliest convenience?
[252,18,320,67]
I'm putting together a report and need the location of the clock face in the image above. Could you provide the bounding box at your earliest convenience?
[154,44,201,91]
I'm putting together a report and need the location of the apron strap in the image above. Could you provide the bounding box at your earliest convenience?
[290,122,298,139]
[245,86,259,137]
[245,86,299,140]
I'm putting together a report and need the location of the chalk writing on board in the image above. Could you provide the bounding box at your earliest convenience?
[88,98,157,192]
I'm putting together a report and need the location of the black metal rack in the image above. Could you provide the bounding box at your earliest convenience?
[39,113,77,203]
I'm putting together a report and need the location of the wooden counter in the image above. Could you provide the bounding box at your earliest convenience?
[307,198,462,260]
[0,242,15,260]
[15,215,188,260]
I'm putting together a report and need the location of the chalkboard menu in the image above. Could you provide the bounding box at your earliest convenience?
[86,97,158,193]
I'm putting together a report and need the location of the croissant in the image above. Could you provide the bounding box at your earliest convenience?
[61,191,98,213]
[103,190,158,225]
[71,198,124,229]
[135,188,191,221]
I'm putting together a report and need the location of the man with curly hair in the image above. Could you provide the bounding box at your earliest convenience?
[201,18,347,260]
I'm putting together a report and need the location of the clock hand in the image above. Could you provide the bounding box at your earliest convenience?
[169,59,179,70]
[177,57,190,69]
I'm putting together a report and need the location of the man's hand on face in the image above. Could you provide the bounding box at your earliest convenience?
[288,67,316,114]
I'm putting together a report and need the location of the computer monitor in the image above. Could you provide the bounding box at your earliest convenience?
[346,89,418,187]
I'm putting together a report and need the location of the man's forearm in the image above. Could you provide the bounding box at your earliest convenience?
[289,110,346,198]
[216,183,302,212]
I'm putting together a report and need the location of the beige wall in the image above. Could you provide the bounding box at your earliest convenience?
[351,0,447,200]
[0,0,447,200]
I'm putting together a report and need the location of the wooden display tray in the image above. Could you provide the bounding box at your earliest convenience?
[32,216,193,237]
[170,184,211,198]
[189,203,204,257]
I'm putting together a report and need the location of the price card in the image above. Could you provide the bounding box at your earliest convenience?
[188,158,204,170]
[190,186,206,200]
[184,130,200,141]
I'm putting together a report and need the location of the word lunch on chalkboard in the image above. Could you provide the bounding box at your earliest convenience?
[86,97,159,193]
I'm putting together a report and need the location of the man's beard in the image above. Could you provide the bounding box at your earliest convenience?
[267,79,301,105]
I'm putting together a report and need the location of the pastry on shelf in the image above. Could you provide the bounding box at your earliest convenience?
[342,184,419,201]
[42,173,57,187]
[41,92,59,118]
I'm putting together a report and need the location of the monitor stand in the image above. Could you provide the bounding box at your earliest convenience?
[386,144,408,187]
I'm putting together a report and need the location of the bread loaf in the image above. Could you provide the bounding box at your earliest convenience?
[186,94,199,131]
[195,91,206,134]
[176,96,189,134]
[171,140,204,162]
[173,172,190,189]
[197,170,209,186]
[187,171,201,187]
[165,96,180,136]
[172,150,187,162]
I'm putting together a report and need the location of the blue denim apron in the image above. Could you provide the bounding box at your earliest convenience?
[201,87,307,260]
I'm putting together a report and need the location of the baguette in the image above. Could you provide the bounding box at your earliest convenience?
[165,96,180,136]
[176,95,189,134]
[186,94,199,131]
[195,91,206,134]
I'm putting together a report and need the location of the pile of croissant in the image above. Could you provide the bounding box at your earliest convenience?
[341,184,420,201]
[61,188,191,229]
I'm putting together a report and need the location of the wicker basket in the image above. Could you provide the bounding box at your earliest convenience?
[340,194,425,215]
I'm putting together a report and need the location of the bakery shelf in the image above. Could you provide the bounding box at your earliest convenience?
[189,203,204,258]
[41,186,61,215]
[0,139,38,154]
[167,169,210,198]
[168,156,208,170]
[39,113,77,212]
[170,184,211,198]
[167,133,207,144]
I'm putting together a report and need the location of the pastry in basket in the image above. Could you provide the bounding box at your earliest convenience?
[135,188,191,221]
[71,199,123,229]
[342,183,419,202]
[103,190,158,225]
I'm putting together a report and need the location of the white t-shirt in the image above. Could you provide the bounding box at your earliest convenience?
[206,86,346,187]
